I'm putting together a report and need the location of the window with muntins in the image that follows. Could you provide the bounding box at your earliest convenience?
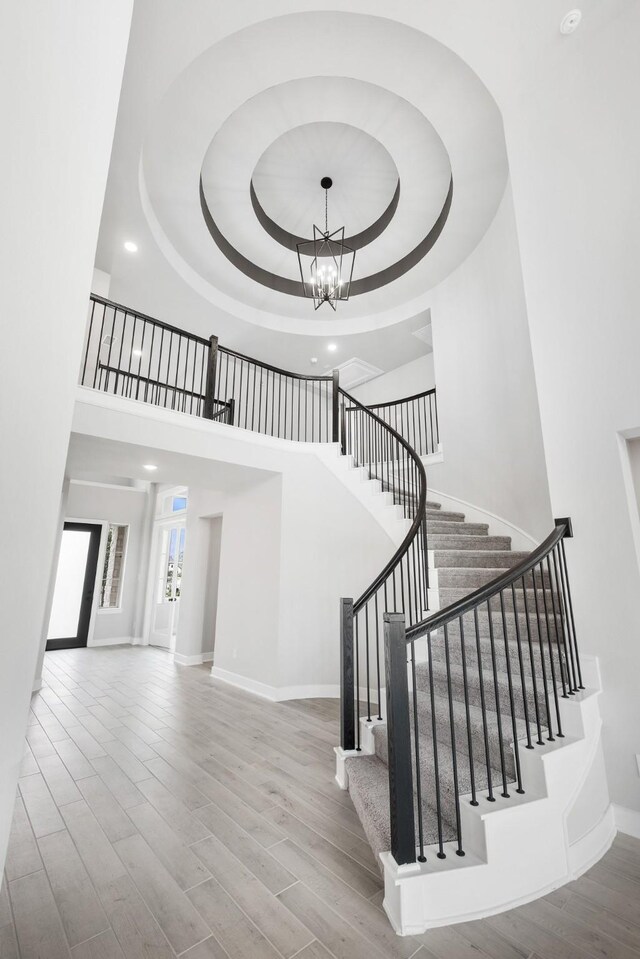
[99,524,128,609]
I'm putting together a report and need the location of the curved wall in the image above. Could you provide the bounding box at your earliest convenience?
[427,181,553,542]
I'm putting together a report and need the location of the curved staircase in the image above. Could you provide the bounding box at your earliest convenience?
[79,294,607,938]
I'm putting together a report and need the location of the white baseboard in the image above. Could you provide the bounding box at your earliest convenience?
[88,636,133,647]
[210,666,339,701]
[210,666,378,703]
[87,636,145,648]
[614,803,640,839]
[173,651,214,666]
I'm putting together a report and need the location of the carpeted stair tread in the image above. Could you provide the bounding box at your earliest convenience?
[438,585,564,615]
[436,567,554,589]
[418,657,552,725]
[426,509,465,522]
[427,522,490,536]
[428,534,512,551]
[372,688,540,782]
[345,755,456,864]
[428,630,559,686]
[431,550,530,568]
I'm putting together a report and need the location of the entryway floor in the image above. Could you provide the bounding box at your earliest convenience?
[2,645,639,959]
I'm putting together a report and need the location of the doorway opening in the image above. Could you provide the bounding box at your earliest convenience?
[46,522,102,650]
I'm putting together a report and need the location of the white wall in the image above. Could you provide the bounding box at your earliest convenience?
[0,2,132,873]
[213,476,284,689]
[211,452,397,695]
[351,353,436,406]
[65,481,150,644]
[427,183,553,542]
[174,489,224,663]
[92,268,111,299]
[203,517,223,657]
[503,2,640,815]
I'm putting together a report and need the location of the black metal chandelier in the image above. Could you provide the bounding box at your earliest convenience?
[296,177,355,310]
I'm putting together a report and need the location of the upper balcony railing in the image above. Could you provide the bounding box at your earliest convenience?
[81,295,336,440]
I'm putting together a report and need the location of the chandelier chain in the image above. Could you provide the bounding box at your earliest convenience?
[324,188,328,234]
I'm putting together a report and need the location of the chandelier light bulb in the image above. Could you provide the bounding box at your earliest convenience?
[296,176,355,310]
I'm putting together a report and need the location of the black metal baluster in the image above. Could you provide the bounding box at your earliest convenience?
[547,553,571,697]
[486,600,509,797]
[458,615,478,806]
[443,623,465,855]
[374,592,382,721]
[499,591,524,794]
[511,582,533,751]
[530,565,555,741]
[558,538,583,689]
[538,562,564,738]
[426,629,446,857]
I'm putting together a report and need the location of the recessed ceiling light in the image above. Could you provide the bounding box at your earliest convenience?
[143,464,157,471]
[132,349,143,357]
[327,343,337,352]
[124,240,138,253]
[560,9,582,34]
[310,357,318,364]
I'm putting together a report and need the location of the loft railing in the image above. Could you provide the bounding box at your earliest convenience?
[383,518,582,866]
[359,388,439,457]
[80,295,337,440]
[337,388,429,750]
[213,345,336,443]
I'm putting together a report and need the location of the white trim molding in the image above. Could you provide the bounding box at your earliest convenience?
[210,666,339,701]
[173,651,214,666]
[614,803,640,839]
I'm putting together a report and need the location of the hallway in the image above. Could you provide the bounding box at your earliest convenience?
[2,646,639,959]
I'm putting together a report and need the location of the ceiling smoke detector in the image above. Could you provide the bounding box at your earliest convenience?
[560,9,582,34]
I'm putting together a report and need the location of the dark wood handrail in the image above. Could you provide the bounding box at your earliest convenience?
[363,387,437,411]
[90,294,210,346]
[406,522,569,640]
[218,344,333,382]
[96,363,210,402]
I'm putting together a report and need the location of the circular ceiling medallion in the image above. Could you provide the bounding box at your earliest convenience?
[139,11,508,335]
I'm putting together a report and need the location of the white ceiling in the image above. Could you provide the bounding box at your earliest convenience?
[96,0,623,378]
[66,433,274,492]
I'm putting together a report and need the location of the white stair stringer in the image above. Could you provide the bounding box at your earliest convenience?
[379,679,609,935]
[315,444,412,548]
[315,445,441,610]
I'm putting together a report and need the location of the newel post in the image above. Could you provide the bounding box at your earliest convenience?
[203,334,218,419]
[340,598,355,751]
[384,612,417,866]
[332,369,340,444]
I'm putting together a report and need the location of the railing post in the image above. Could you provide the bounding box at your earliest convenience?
[203,334,218,419]
[340,598,355,751]
[384,612,417,866]
[227,397,235,426]
[332,369,340,444]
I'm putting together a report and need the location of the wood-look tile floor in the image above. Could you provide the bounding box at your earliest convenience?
[2,646,639,959]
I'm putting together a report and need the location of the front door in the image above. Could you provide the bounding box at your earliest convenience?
[149,522,186,649]
[46,522,102,650]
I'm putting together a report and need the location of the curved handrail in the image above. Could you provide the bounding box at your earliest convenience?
[407,523,567,639]
[383,516,583,866]
[347,386,439,457]
[363,387,436,410]
[89,294,209,345]
[218,343,333,382]
[337,387,431,748]
[340,387,428,613]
